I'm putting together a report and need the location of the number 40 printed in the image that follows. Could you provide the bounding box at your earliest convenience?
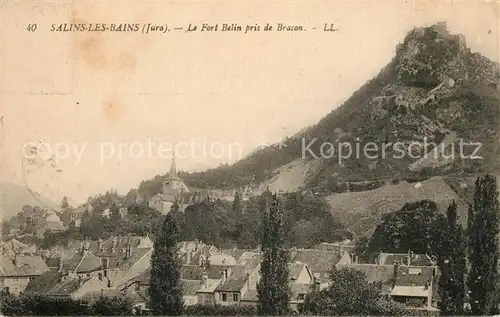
[26,24,38,32]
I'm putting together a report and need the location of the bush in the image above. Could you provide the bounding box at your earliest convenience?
[183,304,257,316]
[0,292,91,316]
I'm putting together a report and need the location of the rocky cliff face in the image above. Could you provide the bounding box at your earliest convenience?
[300,21,500,187]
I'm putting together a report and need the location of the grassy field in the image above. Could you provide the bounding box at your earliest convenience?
[324,176,469,237]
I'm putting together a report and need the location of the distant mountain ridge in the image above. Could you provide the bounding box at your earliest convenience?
[137,22,499,200]
[1,182,76,221]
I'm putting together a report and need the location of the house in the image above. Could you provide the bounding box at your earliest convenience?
[336,262,439,311]
[1,238,36,255]
[122,267,220,308]
[0,253,50,294]
[70,203,93,227]
[291,249,352,282]
[91,236,154,288]
[390,265,436,310]
[62,244,103,280]
[25,271,109,300]
[120,268,150,309]
[376,252,434,267]
[213,253,314,311]
[336,263,395,296]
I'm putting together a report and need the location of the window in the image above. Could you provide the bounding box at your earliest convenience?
[233,293,239,302]
[221,293,227,302]
[297,294,306,301]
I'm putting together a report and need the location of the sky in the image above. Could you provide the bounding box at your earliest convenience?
[2,0,499,205]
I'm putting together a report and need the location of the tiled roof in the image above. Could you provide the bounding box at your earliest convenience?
[25,271,63,294]
[128,268,151,285]
[394,266,433,287]
[0,254,49,277]
[241,289,258,301]
[214,254,262,292]
[109,248,152,270]
[289,262,308,280]
[182,279,202,296]
[47,277,101,296]
[336,264,395,292]
[26,271,105,297]
[314,242,356,252]
[291,283,314,301]
[181,265,204,280]
[292,250,343,273]
[1,239,32,253]
[380,253,433,266]
[63,251,101,273]
[92,236,152,258]
[214,266,247,292]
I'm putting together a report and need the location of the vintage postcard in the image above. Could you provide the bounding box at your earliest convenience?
[1,1,500,315]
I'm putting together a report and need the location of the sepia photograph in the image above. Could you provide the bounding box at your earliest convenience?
[1,0,500,315]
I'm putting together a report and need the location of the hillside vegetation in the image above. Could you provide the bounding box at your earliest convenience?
[136,22,499,201]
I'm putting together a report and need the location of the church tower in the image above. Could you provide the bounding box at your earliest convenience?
[162,153,189,197]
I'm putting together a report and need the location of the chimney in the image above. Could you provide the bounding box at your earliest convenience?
[78,275,83,287]
[393,260,400,287]
[13,254,20,267]
[98,239,103,252]
[424,282,429,290]
[354,255,359,264]
[79,241,84,254]
[186,251,192,265]
[290,247,297,261]
[84,241,90,251]
[407,250,412,266]
[126,244,132,259]
[102,258,109,270]
[245,273,250,291]
[201,272,209,288]
[199,255,204,266]
[58,257,63,272]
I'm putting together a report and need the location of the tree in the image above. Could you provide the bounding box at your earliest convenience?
[368,200,439,255]
[61,196,71,212]
[91,295,133,315]
[232,192,243,216]
[149,212,184,315]
[110,204,120,221]
[430,201,466,315]
[467,175,500,315]
[257,193,291,315]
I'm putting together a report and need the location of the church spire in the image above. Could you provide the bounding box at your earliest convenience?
[169,153,178,179]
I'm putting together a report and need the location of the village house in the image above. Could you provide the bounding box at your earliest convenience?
[69,202,93,228]
[88,235,154,288]
[62,242,103,280]
[25,271,109,300]
[390,265,437,311]
[0,253,50,294]
[337,252,439,312]
[1,238,37,256]
[290,249,352,283]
